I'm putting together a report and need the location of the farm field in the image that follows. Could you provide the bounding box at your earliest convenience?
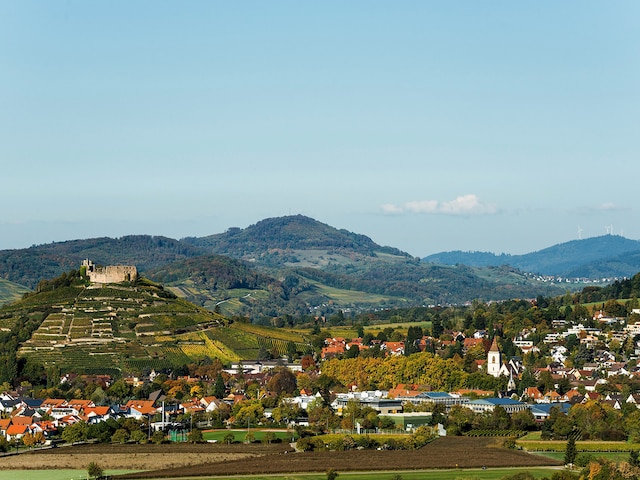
[0,442,273,471]
[113,436,559,479]
[535,451,631,463]
[517,437,640,453]
[0,437,559,479]
[172,468,564,480]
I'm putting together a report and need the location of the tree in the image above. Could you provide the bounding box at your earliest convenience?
[213,372,226,399]
[564,435,577,465]
[130,429,148,444]
[22,432,37,448]
[223,432,235,444]
[62,421,88,445]
[267,367,297,395]
[151,429,166,444]
[111,428,129,444]
[326,469,339,480]
[87,461,103,479]
[188,428,203,443]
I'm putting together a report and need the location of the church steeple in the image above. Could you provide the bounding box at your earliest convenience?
[487,336,502,378]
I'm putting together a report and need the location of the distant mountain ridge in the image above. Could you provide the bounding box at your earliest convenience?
[423,235,640,278]
[0,216,631,315]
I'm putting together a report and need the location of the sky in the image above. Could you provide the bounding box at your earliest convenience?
[1,2,639,257]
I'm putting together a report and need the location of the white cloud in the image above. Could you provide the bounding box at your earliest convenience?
[598,202,621,211]
[381,203,405,214]
[382,194,497,216]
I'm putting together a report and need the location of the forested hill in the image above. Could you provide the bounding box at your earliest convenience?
[182,215,409,259]
[147,254,283,291]
[0,235,206,289]
[0,216,601,315]
[423,235,640,278]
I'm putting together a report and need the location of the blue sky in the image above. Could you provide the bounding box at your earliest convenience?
[1,2,638,256]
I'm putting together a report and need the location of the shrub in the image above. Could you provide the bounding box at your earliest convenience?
[87,462,103,479]
[296,437,315,452]
[326,469,339,480]
[575,453,596,467]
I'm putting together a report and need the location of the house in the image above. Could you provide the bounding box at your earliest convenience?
[5,424,29,441]
[0,418,10,439]
[383,342,405,356]
[542,390,566,403]
[0,398,19,414]
[521,387,543,402]
[124,400,157,419]
[31,420,57,438]
[388,384,421,399]
[180,399,205,415]
[200,396,224,412]
[83,406,114,424]
[626,393,640,408]
[283,392,322,412]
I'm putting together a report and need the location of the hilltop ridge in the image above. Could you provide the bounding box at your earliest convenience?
[423,235,640,278]
[1,216,636,315]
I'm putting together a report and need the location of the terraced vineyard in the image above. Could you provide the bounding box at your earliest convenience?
[2,277,312,375]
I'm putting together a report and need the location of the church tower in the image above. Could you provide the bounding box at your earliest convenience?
[487,336,502,378]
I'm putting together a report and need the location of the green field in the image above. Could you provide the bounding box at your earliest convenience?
[4,466,561,480]
[0,470,136,480]
[517,438,640,453]
[535,451,632,463]
[202,428,295,443]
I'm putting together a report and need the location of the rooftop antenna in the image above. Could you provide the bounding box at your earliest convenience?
[577,226,583,240]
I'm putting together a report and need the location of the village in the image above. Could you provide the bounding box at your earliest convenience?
[3,302,640,450]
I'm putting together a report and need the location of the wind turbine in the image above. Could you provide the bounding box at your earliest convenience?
[577,227,583,240]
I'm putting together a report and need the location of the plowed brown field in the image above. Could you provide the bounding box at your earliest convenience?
[0,437,560,478]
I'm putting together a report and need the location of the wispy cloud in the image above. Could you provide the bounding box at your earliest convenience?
[598,202,623,211]
[573,202,630,214]
[382,194,497,216]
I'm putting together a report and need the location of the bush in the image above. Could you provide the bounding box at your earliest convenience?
[575,453,596,467]
[355,435,379,449]
[87,461,103,479]
[296,437,315,452]
[151,430,167,444]
[600,429,626,441]
[326,469,339,480]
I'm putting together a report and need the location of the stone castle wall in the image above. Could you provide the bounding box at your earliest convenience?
[82,260,137,284]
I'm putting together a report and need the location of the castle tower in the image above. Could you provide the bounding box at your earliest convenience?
[487,336,502,378]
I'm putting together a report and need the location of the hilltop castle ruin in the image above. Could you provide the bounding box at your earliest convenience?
[81,259,138,284]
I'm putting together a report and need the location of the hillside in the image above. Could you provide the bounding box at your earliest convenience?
[0,273,309,377]
[0,216,584,315]
[423,235,640,278]
[0,235,206,289]
[183,214,409,261]
[0,278,30,305]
